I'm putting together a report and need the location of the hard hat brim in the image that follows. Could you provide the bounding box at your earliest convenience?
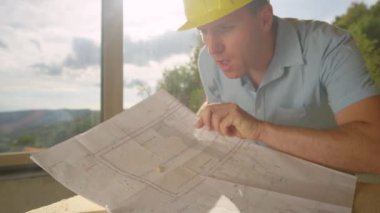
[177,0,253,31]
[178,21,200,31]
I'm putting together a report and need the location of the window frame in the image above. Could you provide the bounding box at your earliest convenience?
[0,0,124,171]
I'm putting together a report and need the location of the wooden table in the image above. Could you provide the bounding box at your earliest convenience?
[28,181,380,213]
[353,182,380,213]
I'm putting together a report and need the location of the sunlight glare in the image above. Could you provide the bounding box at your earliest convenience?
[123,0,186,41]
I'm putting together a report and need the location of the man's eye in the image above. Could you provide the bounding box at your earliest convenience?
[198,29,207,37]
[217,26,234,33]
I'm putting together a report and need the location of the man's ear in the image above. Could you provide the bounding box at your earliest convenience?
[259,4,273,32]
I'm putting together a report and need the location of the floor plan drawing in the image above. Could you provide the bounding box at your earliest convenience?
[31,90,357,213]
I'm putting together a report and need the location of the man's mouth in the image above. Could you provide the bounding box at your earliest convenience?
[216,59,231,71]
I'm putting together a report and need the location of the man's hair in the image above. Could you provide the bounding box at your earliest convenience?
[246,0,270,15]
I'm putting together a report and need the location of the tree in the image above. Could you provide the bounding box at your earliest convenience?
[157,41,205,112]
[15,135,36,148]
[334,1,380,86]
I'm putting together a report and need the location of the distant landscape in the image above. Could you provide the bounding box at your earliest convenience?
[0,109,100,153]
[0,30,199,153]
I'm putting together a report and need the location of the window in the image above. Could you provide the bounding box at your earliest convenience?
[122,0,198,108]
[0,0,375,154]
[0,0,101,153]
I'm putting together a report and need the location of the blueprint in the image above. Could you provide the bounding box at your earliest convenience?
[31,90,357,213]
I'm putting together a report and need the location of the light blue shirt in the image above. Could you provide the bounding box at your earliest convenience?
[198,17,379,129]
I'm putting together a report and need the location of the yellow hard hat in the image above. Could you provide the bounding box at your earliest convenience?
[178,0,253,31]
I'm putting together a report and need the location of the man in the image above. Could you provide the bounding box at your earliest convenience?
[178,0,380,173]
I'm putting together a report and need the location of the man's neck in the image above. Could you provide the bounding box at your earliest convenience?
[248,17,277,89]
[249,71,266,89]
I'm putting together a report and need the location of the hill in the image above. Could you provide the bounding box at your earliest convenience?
[0,109,100,152]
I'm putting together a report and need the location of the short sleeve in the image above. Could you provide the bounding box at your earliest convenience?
[321,34,380,114]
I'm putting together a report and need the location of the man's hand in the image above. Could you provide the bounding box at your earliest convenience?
[195,103,263,139]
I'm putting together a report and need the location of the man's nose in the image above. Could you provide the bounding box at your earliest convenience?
[205,35,224,55]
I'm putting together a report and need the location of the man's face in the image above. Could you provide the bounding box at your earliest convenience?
[198,7,265,79]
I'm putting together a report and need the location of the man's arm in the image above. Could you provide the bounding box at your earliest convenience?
[196,95,380,173]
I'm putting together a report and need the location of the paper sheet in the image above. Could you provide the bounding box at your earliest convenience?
[31,90,357,213]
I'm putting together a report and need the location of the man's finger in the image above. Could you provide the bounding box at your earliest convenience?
[211,108,221,132]
[211,107,230,134]
[198,105,212,130]
[219,113,238,137]
[195,117,204,128]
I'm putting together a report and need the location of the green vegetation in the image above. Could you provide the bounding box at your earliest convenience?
[0,110,100,153]
[334,1,380,86]
[157,41,205,112]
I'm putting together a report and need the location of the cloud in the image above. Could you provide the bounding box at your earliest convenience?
[63,37,100,69]
[30,39,42,52]
[30,37,99,76]
[123,53,190,92]
[123,0,186,41]
[124,79,152,97]
[124,30,198,66]
[32,30,197,77]
[0,40,8,50]
[125,79,146,88]
[32,63,62,76]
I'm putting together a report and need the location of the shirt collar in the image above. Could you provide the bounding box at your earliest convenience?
[239,17,304,87]
[273,16,304,68]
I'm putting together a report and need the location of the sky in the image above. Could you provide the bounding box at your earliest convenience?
[0,0,378,112]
